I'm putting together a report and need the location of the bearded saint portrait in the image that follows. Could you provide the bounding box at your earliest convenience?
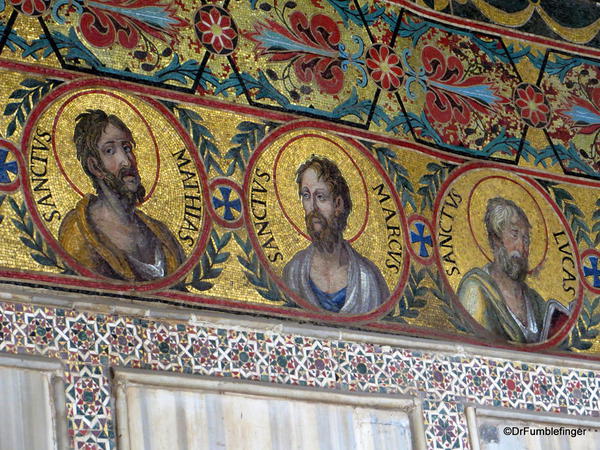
[58,109,184,281]
[457,197,559,343]
[282,155,389,314]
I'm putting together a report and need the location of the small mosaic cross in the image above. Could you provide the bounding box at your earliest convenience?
[0,148,18,184]
[584,255,600,288]
[410,221,433,258]
[212,186,241,221]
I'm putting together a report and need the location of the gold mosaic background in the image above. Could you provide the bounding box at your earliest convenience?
[0,0,598,355]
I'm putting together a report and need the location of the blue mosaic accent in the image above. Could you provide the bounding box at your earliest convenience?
[584,256,600,288]
[0,148,17,184]
[410,221,433,258]
[212,186,241,221]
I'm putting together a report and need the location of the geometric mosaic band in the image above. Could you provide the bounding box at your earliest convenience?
[0,295,598,449]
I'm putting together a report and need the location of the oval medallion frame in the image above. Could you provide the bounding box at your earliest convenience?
[243,120,411,323]
[20,79,212,293]
[432,162,583,350]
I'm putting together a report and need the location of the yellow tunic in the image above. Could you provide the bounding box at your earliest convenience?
[457,267,546,343]
[58,196,184,281]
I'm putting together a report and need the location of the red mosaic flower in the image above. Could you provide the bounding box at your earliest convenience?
[195,6,239,55]
[418,45,506,125]
[513,83,551,128]
[247,11,344,94]
[559,84,600,135]
[78,0,186,49]
[9,0,50,16]
[365,44,403,91]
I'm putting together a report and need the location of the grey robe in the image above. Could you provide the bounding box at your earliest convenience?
[282,241,390,314]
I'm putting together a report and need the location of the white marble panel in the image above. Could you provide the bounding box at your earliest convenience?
[0,360,62,450]
[116,371,419,450]
[468,408,600,450]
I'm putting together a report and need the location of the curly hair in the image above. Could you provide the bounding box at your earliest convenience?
[295,155,352,231]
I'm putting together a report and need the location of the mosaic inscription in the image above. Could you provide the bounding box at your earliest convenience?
[0,0,597,355]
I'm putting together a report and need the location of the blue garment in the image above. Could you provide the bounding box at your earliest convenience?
[309,278,347,312]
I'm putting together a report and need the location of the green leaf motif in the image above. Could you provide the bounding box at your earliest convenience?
[225,120,278,176]
[4,78,62,138]
[233,233,295,306]
[0,25,29,55]
[387,265,428,323]
[24,29,103,67]
[9,197,72,273]
[154,54,200,85]
[539,180,592,247]
[215,71,290,107]
[361,141,416,212]
[176,230,231,292]
[330,88,392,126]
[593,198,600,247]
[159,101,223,175]
[427,268,473,333]
[559,296,600,352]
[326,0,385,27]
[417,162,454,213]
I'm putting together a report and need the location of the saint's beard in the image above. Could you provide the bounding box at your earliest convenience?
[100,167,146,207]
[305,210,343,254]
[496,245,528,282]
